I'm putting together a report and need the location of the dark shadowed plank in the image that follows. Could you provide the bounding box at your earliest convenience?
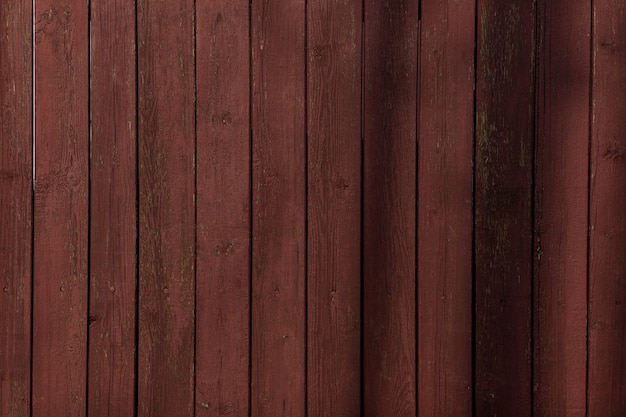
[588,1,626,414]
[533,0,590,415]
[0,0,32,415]
[137,0,195,415]
[88,0,137,416]
[195,1,250,415]
[417,0,474,415]
[474,1,535,415]
[32,0,89,415]
[363,1,417,416]
[251,1,306,416]
[307,1,361,416]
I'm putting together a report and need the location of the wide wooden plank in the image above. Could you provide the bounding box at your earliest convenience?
[417,1,474,415]
[88,0,137,416]
[0,0,32,415]
[533,0,590,415]
[137,0,195,415]
[251,1,306,416]
[474,1,535,415]
[363,1,417,415]
[307,1,361,416]
[195,1,250,415]
[588,1,626,414]
[32,0,89,415]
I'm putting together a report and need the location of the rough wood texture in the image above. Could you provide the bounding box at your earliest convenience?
[474,1,535,415]
[195,1,250,416]
[0,0,32,415]
[588,1,626,415]
[363,1,417,415]
[533,0,590,415]
[137,0,196,415]
[88,0,137,415]
[307,1,361,416]
[32,0,89,415]
[417,0,474,415]
[251,1,306,416]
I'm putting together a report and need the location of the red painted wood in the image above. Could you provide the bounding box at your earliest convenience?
[0,0,32,415]
[32,0,89,415]
[307,1,361,416]
[588,1,626,414]
[474,1,535,415]
[195,1,250,415]
[137,0,195,415]
[251,1,306,416]
[533,0,590,415]
[417,0,474,415]
[363,1,417,415]
[88,0,137,416]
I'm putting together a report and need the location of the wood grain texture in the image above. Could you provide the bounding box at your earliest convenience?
[588,1,626,415]
[417,0,474,415]
[88,0,137,416]
[195,1,250,416]
[0,0,32,415]
[307,1,361,416]
[32,0,89,415]
[363,1,417,415]
[251,1,306,416]
[533,0,590,415]
[137,0,195,415]
[474,1,535,415]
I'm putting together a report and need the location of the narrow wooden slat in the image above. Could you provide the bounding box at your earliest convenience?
[417,0,474,415]
[32,0,89,415]
[588,1,626,414]
[195,1,250,415]
[0,0,32,415]
[474,1,535,414]
[88,0,137,415]
[307,1,361,416]
[251,1,306,416]
[533,0,590,415]
[363,1,417,415]
[137,0,195,415]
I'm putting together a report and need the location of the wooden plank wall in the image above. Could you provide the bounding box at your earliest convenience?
[1,1,625,416]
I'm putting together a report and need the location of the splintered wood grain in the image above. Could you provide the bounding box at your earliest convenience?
[32,1,89,416]
[474,1,535,415]
[588,1,626,415]
[307,1,361,416]
[251,1,306,416]
[533,0,590,415]
[418,0,474,415]
[195,1,250,416]
[0,1,32,416]
[137,0,195,415]
[88,0,137,416]
[363,1,417,416]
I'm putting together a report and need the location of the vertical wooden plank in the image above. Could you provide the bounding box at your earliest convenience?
[0,0,32,415]
[251,0,305,416]
[307,1,361,416]
[88,0,137,416]
[195,1,250,415]
[533,0,590,415]
[417,0,474,415]
[588,1,626,414]
[474,1,535,415]
[363,1,417,415]
[137,0,195,415]
[32,0,89,415]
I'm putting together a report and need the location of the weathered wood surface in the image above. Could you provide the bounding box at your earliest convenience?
[307,1,362,416]
[418,0,474,415]
[0,1,32,415]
